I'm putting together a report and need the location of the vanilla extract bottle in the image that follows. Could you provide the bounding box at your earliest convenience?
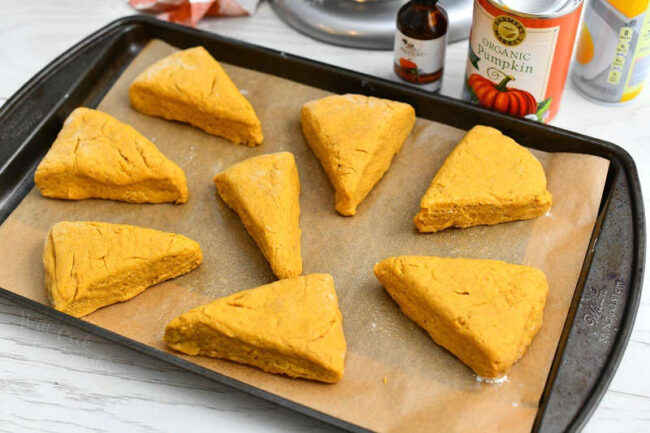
[393,0,448,92]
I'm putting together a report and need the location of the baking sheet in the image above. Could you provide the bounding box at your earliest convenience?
[0,39,610,433]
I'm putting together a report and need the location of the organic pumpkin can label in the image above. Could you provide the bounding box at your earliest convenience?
[463,0,583,122]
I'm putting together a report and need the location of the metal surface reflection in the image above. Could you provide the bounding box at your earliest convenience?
[270,0,473,49]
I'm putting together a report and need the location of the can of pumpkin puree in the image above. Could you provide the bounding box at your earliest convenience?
[463,0,583,122]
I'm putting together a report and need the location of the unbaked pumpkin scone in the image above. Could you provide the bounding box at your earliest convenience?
[301,94,415,216]
[374,256,548,378]
[44,221,202,318]
[414,125,552,232]
[164,274,346,383]
[129,46,263,146]
[34,108,188,203]
[214,152,301,279]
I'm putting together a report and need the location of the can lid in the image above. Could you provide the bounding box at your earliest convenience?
[491,0,582,17]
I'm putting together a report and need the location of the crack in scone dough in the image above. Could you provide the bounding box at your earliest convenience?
[414,125,552,232]
[34,108,188,204]
[214,152,302,280]
[129,46,263,146]
[164,274,346,383]
[301,94,416,216]
[375,256,548,378]
[43,221,202,318]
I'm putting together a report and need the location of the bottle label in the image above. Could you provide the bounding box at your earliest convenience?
[394,29,446,90]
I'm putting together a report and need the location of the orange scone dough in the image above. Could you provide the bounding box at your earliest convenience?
[414,125,552,232]
[164,274,347,383]
[129,46,262,146]
[374,256,548,378]
[44,221,202,318]
[301,94,415,216]
[34,108,188,204]
[214,152,302,279]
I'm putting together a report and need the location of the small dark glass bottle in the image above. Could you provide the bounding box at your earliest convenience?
[393,0,448,92]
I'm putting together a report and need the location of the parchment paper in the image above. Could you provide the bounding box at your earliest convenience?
[0,40,610,433]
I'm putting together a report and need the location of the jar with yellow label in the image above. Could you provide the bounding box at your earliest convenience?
[572,0,650,103]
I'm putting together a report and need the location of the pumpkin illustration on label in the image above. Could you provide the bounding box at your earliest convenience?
[467,68,537,118]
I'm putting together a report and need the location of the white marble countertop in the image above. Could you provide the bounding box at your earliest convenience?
[0,1,648,432]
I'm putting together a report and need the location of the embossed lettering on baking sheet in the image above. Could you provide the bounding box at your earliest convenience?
[583,279,624,344]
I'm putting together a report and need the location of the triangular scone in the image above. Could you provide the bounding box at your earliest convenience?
[374,256,548,378]
[214,152,302,279]
[129,46,263,146]
[164,274,346,383]
[34,108,188,203]
[301,94,415,216]
[44,221,202,318]
[414,125,552,232]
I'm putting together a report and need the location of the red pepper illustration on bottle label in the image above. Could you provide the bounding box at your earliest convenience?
[399,57,418,72]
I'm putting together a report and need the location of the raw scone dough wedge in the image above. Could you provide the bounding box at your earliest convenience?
[214,152,302,279]
[301,94,415,216]
[374,256,548,378]
[414,125,552,232]
[44,221,202,318]
[164,274,346,383]
[129,46,263,146]
[34,108,188,203]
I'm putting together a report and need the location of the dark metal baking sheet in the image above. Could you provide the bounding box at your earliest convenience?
[0,16,644,433]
